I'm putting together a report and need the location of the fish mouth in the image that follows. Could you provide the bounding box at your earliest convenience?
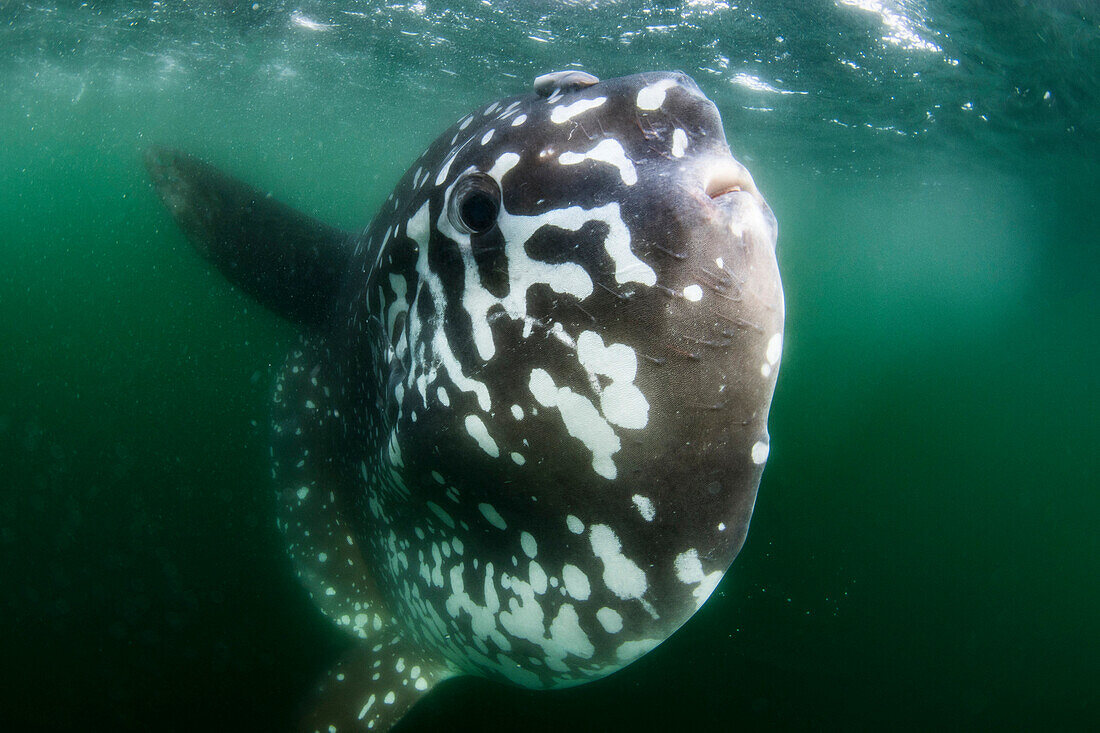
[699,157,777,246]
[703,158,761,204]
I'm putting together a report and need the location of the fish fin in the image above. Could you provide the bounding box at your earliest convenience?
[273,336,389,638]
[144,146,353,329]
[300,635,453,733]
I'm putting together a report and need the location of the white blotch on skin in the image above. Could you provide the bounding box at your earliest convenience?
[683,284,704,302]
[766,333,783,365]
[589,524,647,601]
[478,502,507,530]
[440,151,639,363]
[528,560,548,595]
[566,515,584,534]
[616,638,660,662]
[520,531,538,559]
[761,363,772,378]
[561,564,591,601]
[405,202,492,410]
[426,501,456,529]
[596,607,623,633]
[674,548,725,609]
[440,162,657,360]
[549,320,576,349]
[671,128,688,157]
[511,114,527,127]
[529,368,619,480]
[511,404,524,420]
[465,414,500,458]
[496,570,594,673]
[576,331,649,430]
[437,386,451,406]
[386,273,409,340]
[631,494,655,522]
[435,153,458,186]
[550,96,606,123]
[751,440,770,465]
[558,138,638,185]
[718,522,727,531]
[511,451,526,465]
[447,561,507,650]
[481,129,495,145]
[636,79,677,110]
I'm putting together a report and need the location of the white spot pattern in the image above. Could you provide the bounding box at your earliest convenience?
[631,494,655,522]
[529,368,619,480]
[636,79,677,110]
[559,139,638,185]
[549,96,606,123]
[671,128,688,157]
[674,548,724,609]
[478,502,507,530]
[596,607,623,633]
[464,414,500,458]
[589,524,647,602]
[576,331,649,430]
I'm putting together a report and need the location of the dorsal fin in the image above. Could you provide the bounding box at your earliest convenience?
[144,146,353,329]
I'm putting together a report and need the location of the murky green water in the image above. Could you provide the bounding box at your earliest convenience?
[2,2,1097,730]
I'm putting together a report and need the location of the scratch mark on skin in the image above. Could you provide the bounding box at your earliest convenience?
[596,282,628,300]
[634,114,663,142]
[716,313,765,333]
[709,289,744,304]
[665,345,702,361]
[573,302,597,323]
[697,266,734,289]
[679,334,734,348]
[690,401,730,411]
[650,242,688,260]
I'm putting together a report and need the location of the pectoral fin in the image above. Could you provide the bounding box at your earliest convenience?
[144,146,353,329]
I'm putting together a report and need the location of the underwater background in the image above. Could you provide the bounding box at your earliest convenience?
[1,1,1097,730]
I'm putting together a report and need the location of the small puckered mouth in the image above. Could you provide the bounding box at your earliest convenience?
[703,158,760,201]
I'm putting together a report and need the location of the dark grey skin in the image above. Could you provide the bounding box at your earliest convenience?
[146,70,784,732]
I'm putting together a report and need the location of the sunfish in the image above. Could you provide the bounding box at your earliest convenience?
[145,69,784,732]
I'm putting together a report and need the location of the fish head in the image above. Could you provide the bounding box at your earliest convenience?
[355,71,784,667]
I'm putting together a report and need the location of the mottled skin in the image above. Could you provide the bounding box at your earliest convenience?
[146,71,783,731]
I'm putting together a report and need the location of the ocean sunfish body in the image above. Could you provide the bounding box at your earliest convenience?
[145,70,784,731]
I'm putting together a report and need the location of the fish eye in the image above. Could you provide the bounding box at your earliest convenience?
[449,172,501,235]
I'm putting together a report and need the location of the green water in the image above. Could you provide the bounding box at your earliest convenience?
[2,2,1097,730]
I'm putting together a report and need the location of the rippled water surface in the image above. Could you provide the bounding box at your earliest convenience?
[2,1,1097,730]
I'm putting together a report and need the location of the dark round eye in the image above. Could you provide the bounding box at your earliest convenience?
[449,172,501,235]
